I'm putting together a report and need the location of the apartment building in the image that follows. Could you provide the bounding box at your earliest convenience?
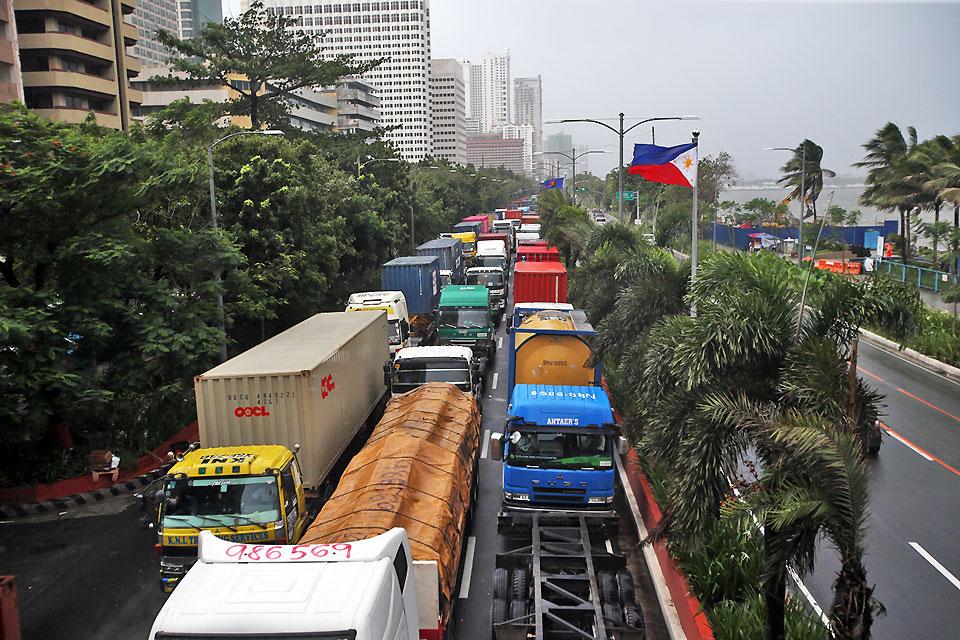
[429,57,465,164]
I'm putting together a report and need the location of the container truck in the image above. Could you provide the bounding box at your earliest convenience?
[346,290,411,354]
[513,261,568,305]
[466,266,507,320]
[382,256,441,346]
[505,209,523,220]
[387,345,484,398]
[453,220,483,237]
[461,214,491,234]
[149,383,481,640]
[517,244,560,263]
[476,238,509,270]
[491,220,517,251]
[416,237,465,285]
[478,232,511,261]
[153,312,391,591]
[441,230,477,264]
[437,284,496,365]
[521,214,540,225]
[491,384,618,511]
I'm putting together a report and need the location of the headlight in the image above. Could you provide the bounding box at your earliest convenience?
[588,496,614,504]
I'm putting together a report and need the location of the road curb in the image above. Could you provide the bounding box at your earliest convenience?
[859,328,960,384]
[0,463,172,520]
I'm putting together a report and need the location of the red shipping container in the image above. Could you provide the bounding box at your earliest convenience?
[521,214,540,225]
[478,232,509,246]
[462,214,490,234]
[505,209,523,220]
[517,244,560,262]
[514,262,568,304]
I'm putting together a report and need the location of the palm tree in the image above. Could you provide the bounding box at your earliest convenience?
[855,123,918,262]
[777,139,837,223]
[923,134,960,274]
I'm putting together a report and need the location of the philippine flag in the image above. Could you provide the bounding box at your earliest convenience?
[627,142,698,189]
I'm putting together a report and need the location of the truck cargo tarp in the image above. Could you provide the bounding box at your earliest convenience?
[302,383,480,616]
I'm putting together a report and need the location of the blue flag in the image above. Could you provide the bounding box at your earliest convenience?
[541,177,564,189]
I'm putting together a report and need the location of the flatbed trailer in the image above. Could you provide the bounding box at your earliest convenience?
[492,512,645,640]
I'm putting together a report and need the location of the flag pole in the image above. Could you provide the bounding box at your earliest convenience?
[690,130,700,318]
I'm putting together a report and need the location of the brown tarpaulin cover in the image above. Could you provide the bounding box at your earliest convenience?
[301,383,480,618]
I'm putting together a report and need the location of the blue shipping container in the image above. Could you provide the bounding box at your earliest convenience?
[416,238,465,283]
[381,256,440,315]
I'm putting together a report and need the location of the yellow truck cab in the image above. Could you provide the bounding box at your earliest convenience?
[156,444,309,592]
[442,231,478,264]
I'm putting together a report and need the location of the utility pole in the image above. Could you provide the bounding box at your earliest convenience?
[690,130,701,318]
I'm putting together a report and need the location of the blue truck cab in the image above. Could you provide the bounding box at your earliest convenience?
[501,384,617,512]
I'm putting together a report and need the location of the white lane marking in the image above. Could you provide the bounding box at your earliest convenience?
[498,336,503,349]
[491,372,499,390]
[884,428,934,461]
[861,340,960,388]
[604,539,613,554]
[481,430,491,459]
[910,542,960,591]
[459,536,477,598]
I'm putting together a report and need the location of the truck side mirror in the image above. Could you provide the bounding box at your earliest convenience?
[618,435,630,457]
[505,326,513,334]
[489,432,504,461]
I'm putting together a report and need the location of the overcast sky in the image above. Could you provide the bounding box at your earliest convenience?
[225,0,959,181]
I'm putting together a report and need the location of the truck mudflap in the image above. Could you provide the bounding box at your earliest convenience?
[493,513,645,640]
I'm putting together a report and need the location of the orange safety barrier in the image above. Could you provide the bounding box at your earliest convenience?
[0,577,20,640]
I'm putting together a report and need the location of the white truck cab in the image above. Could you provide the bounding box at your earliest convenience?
[346,291,410,355]
[390,345,483,397]
[476,240,508,271]
[149,529,434,640]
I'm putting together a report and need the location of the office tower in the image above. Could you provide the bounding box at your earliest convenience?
[429,57,466,164]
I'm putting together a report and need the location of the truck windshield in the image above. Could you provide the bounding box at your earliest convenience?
[162,476,280,529]
[439,308,489,329]
[467,272,504,288]
[507,432,612,470]
[396,358,471,392]
[462,242,476,253]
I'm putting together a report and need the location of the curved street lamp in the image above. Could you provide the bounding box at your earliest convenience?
[539,148,606,205]
[545,114,699,219]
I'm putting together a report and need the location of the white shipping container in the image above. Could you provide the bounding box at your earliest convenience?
[194,312,390,489]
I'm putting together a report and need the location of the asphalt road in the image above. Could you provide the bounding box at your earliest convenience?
[802,340,960,640]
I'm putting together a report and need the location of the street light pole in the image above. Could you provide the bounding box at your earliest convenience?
[207,129,283,362]
[539,148,605,206]
[545,114,699,220]
[357,155,400,177]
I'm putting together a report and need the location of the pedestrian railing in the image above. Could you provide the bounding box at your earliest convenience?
[874,260,958,292]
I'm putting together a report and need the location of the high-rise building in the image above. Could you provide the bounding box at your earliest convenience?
[502,124,534,177]
[0,0,23,103]
[513,76,541,175]
[130,0,178,66]
[429,58,466,165]
[257,0,433,161]
[543,131,575,178]
[14,0,142,130]
[177,0,221,39]
[325,78,380,134]
[466,132,523,175]
[459,49,509,134]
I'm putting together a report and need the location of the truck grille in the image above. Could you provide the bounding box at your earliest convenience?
[533,486,586,495]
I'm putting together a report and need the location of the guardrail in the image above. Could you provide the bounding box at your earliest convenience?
[873,260,958,293]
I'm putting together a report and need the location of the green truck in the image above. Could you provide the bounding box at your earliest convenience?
[437,285,496,365]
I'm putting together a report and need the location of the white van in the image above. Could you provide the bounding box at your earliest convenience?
[149,529,427,640]
[346,290,410,355]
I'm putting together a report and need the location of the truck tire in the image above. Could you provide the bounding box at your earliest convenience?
[509,598,526,621]
[624,603,645,629]
[493,568,509,600]
[602,602,623,628]
[492,597,508,625]
[616,569,636,605]
[598,571,617,603]
[511,567,529,601]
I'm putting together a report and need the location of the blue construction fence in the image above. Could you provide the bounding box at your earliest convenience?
[707,221,899,252]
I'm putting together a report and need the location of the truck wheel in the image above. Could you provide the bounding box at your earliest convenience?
[602,602,623,628]
[616,569,636,606]
[624,603,645,629]
[509,598,526,620]
[493,568,509,600]
[511,567,529,601]
[598,571,617,603]
[492,597,508,625]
